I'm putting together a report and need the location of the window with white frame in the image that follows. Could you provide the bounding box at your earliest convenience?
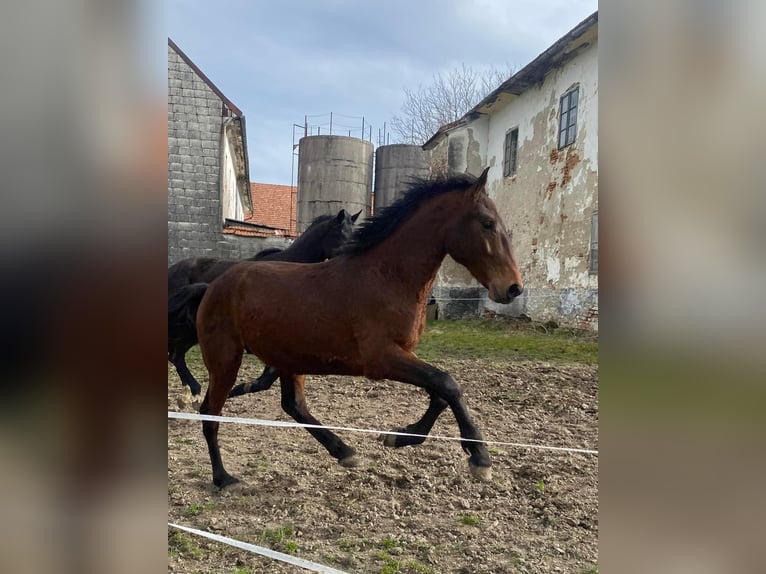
[503,127,518,177]
[558,86,579,149]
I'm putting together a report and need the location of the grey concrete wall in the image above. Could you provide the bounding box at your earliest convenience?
[373,144,430,211]
[168,44,286,264]
[296,135,373,231]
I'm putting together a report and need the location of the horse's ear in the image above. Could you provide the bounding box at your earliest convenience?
[351,209,362,223]
[471,167,490,201]
[335,209,347,223]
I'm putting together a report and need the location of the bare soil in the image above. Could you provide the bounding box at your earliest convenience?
[168,356,598,573]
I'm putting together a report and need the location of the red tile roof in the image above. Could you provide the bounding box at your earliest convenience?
[222,219,289,238]
[248,183,297,236]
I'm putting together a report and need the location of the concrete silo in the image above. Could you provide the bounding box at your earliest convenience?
[373,144,430,212]
[297,135,373,232]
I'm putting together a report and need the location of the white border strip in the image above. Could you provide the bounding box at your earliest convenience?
[168,411,598,455]
[169,523,348,574]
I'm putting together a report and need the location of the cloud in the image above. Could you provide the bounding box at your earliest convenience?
[169,0,597,184]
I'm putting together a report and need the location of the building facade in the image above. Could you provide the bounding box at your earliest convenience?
[167,39,288,265]
[425,12,598,329]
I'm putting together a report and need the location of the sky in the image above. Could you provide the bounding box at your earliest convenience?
[168,0,598,186]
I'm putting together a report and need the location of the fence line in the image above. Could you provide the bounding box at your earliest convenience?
[168,411,598,455]
[169,523,349,574]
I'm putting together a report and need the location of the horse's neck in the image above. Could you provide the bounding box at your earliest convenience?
[282,232,325,263]
[359,205,454,297]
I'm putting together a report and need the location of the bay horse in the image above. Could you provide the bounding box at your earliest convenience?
[168,209,360,396]
[195,168,523,487]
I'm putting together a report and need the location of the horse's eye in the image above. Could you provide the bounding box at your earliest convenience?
[482,220,494,230]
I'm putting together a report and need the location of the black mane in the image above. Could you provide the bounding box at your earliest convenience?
[342,172,478,256]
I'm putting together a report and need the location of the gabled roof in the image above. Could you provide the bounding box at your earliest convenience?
[168,38,243,117]
[423,11,598,150]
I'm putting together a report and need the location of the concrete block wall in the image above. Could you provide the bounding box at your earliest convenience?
[167,44,225,264]
[168,44,287,264]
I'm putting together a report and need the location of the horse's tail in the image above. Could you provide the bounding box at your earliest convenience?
[168,283,208,346]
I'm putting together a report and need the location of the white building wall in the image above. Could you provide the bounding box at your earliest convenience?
[221,123,245,222]
[432,38,598,329]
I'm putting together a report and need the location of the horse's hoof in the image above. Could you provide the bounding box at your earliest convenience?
[214,474,240,489]
[469,462,492,482]
[338,455,360,468]
[379,432,398,447]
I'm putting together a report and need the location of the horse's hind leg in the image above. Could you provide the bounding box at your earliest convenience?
[228,365,279,398]
[169,341,202,397]
[199,346,243,488]
[279,374,359,467]
[380,392,448,448]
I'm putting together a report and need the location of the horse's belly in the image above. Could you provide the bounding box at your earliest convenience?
[240,312,360,375]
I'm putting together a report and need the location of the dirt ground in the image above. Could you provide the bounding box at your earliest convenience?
[168,356,598,574]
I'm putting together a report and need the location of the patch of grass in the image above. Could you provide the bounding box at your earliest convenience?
[230,568,255,574]
[415,318,597,364]
[260,525,297,554]
[168,531,203,558]
[185,503,202,516]
[380,536,400,550]
[374,551,403,574]
[249,461,269,473]
[381,562,402,574]
[405,560,436,574]
[535,480,546,492]
[459,513,481,526]
[283,540,298,554]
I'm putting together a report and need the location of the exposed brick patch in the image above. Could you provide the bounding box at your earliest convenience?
[561,148,580,186]
[576,305,599,331]
[546,181,557,200]
[549,149,559,164]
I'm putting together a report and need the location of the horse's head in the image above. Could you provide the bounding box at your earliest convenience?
[322,208,361,258]
[445,167,524,304]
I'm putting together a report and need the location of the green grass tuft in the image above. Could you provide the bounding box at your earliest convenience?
[168,531,203,558]
[415,319,597,364]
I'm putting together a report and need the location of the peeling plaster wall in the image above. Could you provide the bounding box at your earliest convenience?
[431,40,598,329]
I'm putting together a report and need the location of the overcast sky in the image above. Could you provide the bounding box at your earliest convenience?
[168,0,597,186]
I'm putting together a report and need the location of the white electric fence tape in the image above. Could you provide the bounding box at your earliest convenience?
[169,522,349,574]
[168,411,597,455]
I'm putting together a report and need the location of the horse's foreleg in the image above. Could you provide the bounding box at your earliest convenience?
[279,374,358,467]
[228,365,279,398]
[380,392,448,447]
[199,347,243,489]
[369,348,491,481]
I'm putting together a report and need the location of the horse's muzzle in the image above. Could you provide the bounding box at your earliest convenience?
[489,283,523,304]
[508,283,523,300]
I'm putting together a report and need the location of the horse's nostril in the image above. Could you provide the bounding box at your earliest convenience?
[508,284,523,299]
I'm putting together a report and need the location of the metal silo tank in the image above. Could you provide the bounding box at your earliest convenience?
[297,135,373,232]
[373,144,431,212]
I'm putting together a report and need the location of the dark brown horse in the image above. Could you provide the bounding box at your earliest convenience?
[168,209,361,396]
[196,168,523,488]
